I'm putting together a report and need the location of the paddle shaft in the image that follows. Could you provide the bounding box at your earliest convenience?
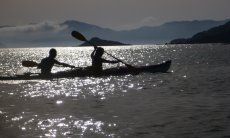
[71,31,134,67]
[85,40,132,67]
[22,60,77,69]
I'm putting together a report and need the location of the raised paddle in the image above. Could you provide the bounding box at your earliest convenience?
[71,31,135,68]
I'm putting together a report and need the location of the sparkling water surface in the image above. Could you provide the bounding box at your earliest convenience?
[0,44,230,138]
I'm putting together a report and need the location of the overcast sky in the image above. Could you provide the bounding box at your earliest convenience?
[1,0,230,30]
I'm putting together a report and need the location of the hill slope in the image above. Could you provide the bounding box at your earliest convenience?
[117,19,230,43]
[170,21,230,44]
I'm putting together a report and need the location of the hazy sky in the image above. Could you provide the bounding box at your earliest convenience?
[1,0,230,30]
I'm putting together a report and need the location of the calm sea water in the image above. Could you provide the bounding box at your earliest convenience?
[0,44,230,138]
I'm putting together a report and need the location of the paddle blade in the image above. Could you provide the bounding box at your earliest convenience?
[22,61,38,67]
[71,31,87,41]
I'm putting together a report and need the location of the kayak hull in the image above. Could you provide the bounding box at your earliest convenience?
[0,60,171,80]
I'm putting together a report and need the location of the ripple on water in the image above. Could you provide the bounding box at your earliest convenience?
[2,45,230,137]
[14,114,117,137]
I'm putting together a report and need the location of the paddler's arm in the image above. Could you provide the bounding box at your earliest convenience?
[102,58,120,64]
[91,46,97,58]
[37,63,41,69]
[54,60,75,68]
[37,59,44,69]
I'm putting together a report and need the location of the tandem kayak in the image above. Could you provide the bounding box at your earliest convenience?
[0,60,171,80]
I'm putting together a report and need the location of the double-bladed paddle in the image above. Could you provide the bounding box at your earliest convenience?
[22,60,39,67]
[71,31,134,68]
[21,60,76,69]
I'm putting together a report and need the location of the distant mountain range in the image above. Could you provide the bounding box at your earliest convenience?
[0,19,229,47]
[61,19,230,44]
[170,21,230,44]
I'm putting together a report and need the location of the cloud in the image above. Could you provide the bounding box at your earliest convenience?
[0,21,70,45]
[0,21,67,34]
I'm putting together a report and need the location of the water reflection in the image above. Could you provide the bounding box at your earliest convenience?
[0,45,175,137]
[7,110,117,137]
[56,100,63,105]
[17,76,145,99]
[21,115,116,137]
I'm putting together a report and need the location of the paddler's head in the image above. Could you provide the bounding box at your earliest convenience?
[95,47,104,57]
[49,48,57,58]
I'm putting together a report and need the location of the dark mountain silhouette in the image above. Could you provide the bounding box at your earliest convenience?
[80,37,129,46]
[60,20,116,40]
[116,19,230,44]
[61,20,114,32]
[170,21,230,44]
[61,19,230,44]
[0,19,229,47]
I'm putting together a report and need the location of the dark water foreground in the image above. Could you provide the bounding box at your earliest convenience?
[0,44,230,138]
